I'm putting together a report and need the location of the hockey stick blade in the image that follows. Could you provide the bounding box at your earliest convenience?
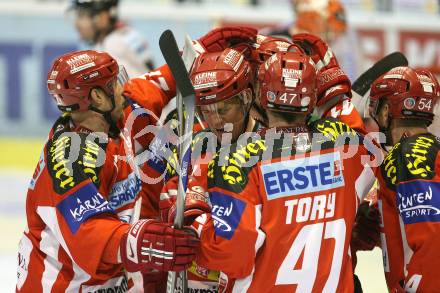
[160,30,195,98]
[352,51,408,96]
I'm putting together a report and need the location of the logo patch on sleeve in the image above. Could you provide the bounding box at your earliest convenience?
[57,183,114,234]
[261,152,345,200]
[210,192,246,240]
[397,181,440,224]
[108,172,141,210]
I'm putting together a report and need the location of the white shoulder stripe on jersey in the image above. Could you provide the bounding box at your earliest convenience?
[37,207,91,292]
[40,227,63,293]
[232,204,265,293]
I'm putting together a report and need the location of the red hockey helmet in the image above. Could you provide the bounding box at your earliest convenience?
[370,66,440,123]
[251,35,304,65]
[257,51,317,114]
[190,48,253,106]
[47,50,119,112]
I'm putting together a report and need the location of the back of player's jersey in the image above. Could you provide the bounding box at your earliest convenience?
[250,148,364,292]
[17,117,142,292]
[196,118,376,292]
[378,133,440,292]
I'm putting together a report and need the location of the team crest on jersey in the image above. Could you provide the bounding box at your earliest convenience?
[57,183,114,234]
[261,152,345,200]
[210,192,246,240]
[397,181,440,224]
[108,172,141,210]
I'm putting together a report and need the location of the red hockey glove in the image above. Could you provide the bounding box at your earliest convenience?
[160,176,211,225]
[183,26,257,72]
[351,201,381,252]
[195,26,258,53]
[316,66,351,106]
[120,219,199,272]
[291,33,339,72]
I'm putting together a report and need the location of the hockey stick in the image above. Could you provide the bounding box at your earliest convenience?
[352,51,408,96]
[351,52,408,117]
[159,29,196,293]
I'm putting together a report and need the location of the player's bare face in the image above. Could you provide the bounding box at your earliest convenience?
[199,94,249,142]
[74,10,95,43]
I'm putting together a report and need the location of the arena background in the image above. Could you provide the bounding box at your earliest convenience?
[2,0,440,291]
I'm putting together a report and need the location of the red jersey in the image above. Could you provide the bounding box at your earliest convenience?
[123,63,176,152]
[378,133,440,292]
[193,118,376,292]
[123,63,208,221]
[16,115,143,292]
[323,98,366,135]
[122,64,176,220]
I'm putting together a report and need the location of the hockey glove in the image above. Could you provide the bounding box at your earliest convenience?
[195,26,258,53]
[291,33,339,72]
[120,219,200,272]
[316,66,351,107]
[351,201,381,251]
[160,176,211,225]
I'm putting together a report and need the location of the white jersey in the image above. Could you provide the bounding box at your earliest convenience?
[95,23,153,78]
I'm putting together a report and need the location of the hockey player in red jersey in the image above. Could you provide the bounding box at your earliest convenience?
[16,50,199,292]
[290,36,377,288]
[186,50,377,292]
[121,63,178,221]
[160,47,260,292]
[369,66,440,292]
[122,27,259,221]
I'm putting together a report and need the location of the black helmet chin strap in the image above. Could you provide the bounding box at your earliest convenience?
[372,114,392,151]
[371,98,393,151]
[89,94,120,138]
